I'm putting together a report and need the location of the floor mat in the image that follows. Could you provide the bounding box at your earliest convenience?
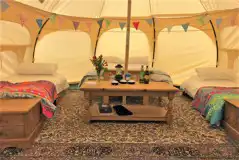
[1,90,238,159]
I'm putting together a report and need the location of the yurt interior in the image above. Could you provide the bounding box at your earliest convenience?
[0,0,239,159]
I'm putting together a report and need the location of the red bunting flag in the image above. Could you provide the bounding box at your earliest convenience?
[58,17,64,28]
[19,13,27,27]
[133,21,140,30]
[85,22,92,32]
[231,13,238,26]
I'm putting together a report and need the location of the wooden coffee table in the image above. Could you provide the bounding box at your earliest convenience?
[80,81,180,125]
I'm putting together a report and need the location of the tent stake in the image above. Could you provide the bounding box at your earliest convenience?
[124,0,132,74]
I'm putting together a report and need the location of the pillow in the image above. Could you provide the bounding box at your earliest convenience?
[103,56,123,64]
[195,67,237,82]
[128,56,148,64]
[16,63,58,75]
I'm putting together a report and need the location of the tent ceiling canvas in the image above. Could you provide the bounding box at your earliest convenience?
[1,0,239,84]
[15,0,239,18]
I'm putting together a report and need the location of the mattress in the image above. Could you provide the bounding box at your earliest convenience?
[1,73,69,94]
[181,75,237,98]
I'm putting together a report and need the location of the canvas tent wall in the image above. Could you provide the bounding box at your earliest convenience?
[0,0,239,84]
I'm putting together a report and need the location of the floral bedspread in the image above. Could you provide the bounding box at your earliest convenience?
[0,80,58,118]
[192,86,239,126]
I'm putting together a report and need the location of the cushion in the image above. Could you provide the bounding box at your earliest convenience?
[16,63,58,75]
[195,67,237,82]
[0,51,19,78]
[103,56,123,63]
[128,56,148,64]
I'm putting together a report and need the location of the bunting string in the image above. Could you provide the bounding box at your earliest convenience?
[1,1,238,33]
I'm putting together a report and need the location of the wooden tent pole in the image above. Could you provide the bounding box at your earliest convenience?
[124,0,132,74]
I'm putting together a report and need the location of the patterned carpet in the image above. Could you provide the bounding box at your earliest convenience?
[1,90,239,160]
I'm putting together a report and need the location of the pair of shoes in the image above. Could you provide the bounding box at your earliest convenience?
[113,105,132,116]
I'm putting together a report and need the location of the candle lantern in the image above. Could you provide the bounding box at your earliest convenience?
[115,64,123,82]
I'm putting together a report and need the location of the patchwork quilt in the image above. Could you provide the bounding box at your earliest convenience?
[0,80,58,118]
[192,86,239,126]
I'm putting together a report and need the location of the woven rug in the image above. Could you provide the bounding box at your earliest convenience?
[1,90,238,160]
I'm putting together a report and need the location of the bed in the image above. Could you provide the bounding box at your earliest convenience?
[181,75,237,98]
[180,66,239,126]
[0,51,69,118]
[1,73,69,94]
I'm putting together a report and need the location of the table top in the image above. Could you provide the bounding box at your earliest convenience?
[0,98,41,113]
[80,81,179,92]
[225,99,239,108]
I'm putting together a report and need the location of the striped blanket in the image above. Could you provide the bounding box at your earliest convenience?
[0,80,58,118]
[192,86,239,126]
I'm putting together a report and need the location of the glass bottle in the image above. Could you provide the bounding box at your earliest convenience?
[139,65,144,83]
[144,65,150,84]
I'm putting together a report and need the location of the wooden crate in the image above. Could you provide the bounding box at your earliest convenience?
[0,98,44,149]
[223,99,239,142]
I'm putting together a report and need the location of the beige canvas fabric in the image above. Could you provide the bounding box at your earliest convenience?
[1,0,239,84]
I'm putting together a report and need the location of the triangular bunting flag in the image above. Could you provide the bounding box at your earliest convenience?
[72,21,80,30]
[133,21,140,30]
[1,1,9,12]
[86,22,92,31]
[58,17,63,28]
[230,13,238,26]
[145,19,153,26]
[167,26,173,33]
[216,18,222,28]
[119,22,126,30]
[105,19,111,28]
[97,18,104,27]
[182,23,190,32]
[204,15,211,23]
[19,13,27,26]
[197,16,205,25]
[50,13,56,23]
[36,19,43,29]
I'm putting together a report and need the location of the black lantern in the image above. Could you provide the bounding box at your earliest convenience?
[115,64,123,82]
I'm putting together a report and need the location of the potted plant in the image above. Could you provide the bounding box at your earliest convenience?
[90,54,108,82]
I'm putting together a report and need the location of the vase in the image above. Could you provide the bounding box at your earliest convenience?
[96,70,101,83]
[96,75,101,83]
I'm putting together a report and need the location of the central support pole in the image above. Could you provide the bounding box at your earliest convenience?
[124,0,132,74]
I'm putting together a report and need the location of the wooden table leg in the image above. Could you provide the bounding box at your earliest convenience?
[122,96,127,105]
[84,92,92,123]
[103,96,109,104]
[167,92,175,125]
[143,96,149,105]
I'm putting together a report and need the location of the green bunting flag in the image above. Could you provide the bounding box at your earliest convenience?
[197,16,205,25]
[105,19,111,28]
[145,19,153,26]
[181,23,190,32]
[167,26,173,33]
[36,19,43,28]
[50,13,56,23]
[216,18,222,28]
[119,22,126,30]
[97,18,104,27]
